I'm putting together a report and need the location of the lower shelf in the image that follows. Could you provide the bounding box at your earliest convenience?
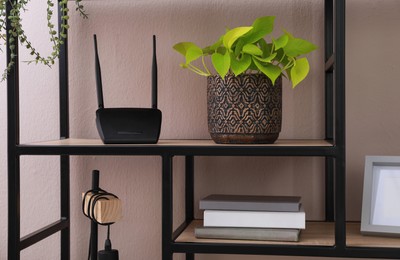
[347,223,400,248]
[176,220,400,248]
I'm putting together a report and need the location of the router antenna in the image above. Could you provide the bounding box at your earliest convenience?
[94,34,105,109]
[152,35,158,109]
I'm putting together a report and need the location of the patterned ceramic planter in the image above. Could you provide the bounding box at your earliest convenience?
[207,73,282,144]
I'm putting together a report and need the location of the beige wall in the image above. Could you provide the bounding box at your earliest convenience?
[1,0,400,259]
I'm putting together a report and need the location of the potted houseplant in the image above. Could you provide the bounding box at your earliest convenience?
[0,0,87,81]
[173,16,317,144]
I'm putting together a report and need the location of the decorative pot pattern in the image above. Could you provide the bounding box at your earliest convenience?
[207,74,282,144]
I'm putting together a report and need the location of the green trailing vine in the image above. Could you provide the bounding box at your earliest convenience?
[0,0,88,81]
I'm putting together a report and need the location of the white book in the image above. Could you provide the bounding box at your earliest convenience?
[203,206,305,229]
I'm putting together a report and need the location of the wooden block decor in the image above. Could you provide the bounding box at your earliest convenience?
[82,192,122,224]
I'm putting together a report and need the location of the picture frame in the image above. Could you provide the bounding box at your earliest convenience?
[361,156,400,237]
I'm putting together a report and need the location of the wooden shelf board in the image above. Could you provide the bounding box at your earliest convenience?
[22,138,333,147]
[175,220,334,246]
[175,221,400,248]
[346,222,400,248]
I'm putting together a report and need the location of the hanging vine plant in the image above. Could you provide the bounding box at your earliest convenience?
[0,0,87,81]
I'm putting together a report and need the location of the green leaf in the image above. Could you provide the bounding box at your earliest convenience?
[273,48,284,61]
[253,52,277,63]
[230,53,251,76]
[248,60,258,71]
[223,26,253,50]
[212,51,231,78]
[273,34,289,50]
[242,43,262,56]
[283,38,318,57]
[185,45,203,64]
[234,39,246,57]
[253,58,281,85]
[216,46,227,55]
[243,16,275,44]
[202,46,212,55]
[290,57,310,88]
[283,29,295,39]
[257,38,268,56]
[203,37,223,55]
[173,42,200,56]
[210,36,223,50]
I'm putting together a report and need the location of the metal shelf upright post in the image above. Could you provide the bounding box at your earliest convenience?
[6,0,71,259]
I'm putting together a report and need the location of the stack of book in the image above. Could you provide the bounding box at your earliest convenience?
[195,194,305,242]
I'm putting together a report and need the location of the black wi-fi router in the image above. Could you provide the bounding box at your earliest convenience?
[93,34,162,144]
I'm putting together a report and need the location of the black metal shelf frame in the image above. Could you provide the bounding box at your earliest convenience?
[16,142,336,157]
[7,0,382,259]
